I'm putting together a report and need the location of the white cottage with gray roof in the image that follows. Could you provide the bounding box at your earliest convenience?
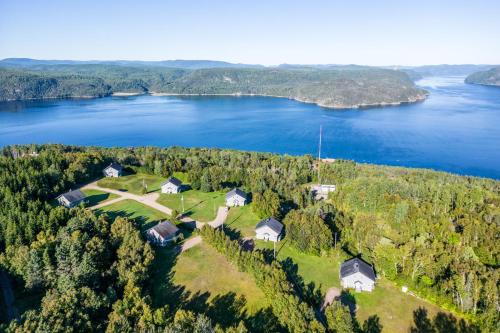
[340,258,376,292]
[255,217,283,242]
[146,220,180,246]
[103,162,123,177]
[57,189,87,208]
[161,177,183,194]
[226,188,247,207]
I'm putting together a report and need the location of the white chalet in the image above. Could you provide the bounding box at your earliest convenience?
[255,217,283,242]
[340,258,376,292]
[57,189,87,208]
[161,177,183,194]
[103,162,123,177]
[225,188,247,207]
[146,220,180,246]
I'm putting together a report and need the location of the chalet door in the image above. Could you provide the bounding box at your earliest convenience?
[354,281,362,292]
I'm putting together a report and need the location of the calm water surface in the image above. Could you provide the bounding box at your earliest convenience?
[1,76,499,179]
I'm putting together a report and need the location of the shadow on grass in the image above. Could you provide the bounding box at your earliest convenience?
[410,307,479,333]
[149,244,283,332]
[85,193,111,206]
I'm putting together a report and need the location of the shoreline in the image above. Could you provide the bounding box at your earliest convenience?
[148,91,428,109]
[1,91,428,110]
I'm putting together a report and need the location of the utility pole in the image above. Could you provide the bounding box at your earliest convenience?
[334,232,337,249]
[181,194,185,213]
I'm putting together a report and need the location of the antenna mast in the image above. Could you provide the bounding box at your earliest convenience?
[318,125,322,185]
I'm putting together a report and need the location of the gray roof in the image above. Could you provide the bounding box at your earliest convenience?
[105,162,123,172]
[161,177,182,187]
[256,217,283,234]
[150,220,179,239]
[226,188,247,200]
[58,189,86,203]
[340,258,376,281]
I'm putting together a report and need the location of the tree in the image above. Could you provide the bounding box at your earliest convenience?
[252,189,281,218]
[325,301,354,333]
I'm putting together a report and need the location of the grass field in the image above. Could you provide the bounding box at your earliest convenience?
[225,204,260,237]
[255,239,450,332]
[157,190,226,222]
[82,189,118,206]
[96,199,168,231]
[175,243,268,313]
[96,173,165,194]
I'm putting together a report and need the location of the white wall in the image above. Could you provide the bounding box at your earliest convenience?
[255,226,280,242]
[226,196,246,207]
[103,168,120,177]
[161,183,180,194]
[341,272,375,292]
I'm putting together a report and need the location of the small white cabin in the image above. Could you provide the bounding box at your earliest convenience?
[255,217,283,242]
[226,188,247,207]
[57,189,87,208]
[146,220,180,246]
[340,258,376,292]
[161,177,182,194]
[103,162,123,177]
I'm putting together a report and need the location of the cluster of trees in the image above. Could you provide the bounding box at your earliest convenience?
[0,64,427,108]
[1,144,498,331]
[465,66,500,86]
[199,226,324,332]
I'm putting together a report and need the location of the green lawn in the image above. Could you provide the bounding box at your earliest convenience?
[157,190,226,222]
[172,243,268,314]
[96,199,168,231]
[96,173,165,194]
[225,204,260,237]
[255,239,452,332]
[82,189,118,207]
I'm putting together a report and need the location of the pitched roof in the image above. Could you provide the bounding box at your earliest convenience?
[255,217,283,235]
[161,177,182,187]
[58,189,86,203]
[340,258,376,281]
[226,188,247,200]
[150,220,179,239]
[105,162,123,172]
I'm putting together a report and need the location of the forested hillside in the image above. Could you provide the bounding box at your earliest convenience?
[0,145,498,332]
[0,64,427,108]
[465,66,500,86]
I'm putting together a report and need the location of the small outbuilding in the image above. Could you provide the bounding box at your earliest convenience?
[57,189,87,208]
[255,217,283,242]
[311,184,336,200]
[146,220,180,246]
[340,258,376,292]
[226,188,248,207]
[103,162,123,177]
[161,177,183,194]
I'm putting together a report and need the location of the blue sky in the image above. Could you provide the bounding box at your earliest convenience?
[0,0,499,66]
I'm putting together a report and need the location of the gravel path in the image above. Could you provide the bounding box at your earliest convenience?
[81,181,230,253]
[321,287,341,310]
[83,181,172,215]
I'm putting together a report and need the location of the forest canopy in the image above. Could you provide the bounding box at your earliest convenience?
[0,145,498,332]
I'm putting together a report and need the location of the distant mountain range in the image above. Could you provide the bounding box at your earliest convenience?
[0,59,427,108]
[0,58,264,70]
[465,66,500,87]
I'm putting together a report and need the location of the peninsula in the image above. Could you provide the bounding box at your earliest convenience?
[0,59,427,109]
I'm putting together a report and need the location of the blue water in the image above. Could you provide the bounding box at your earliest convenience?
[1,76,499,179]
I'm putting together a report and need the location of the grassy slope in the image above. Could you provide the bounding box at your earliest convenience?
[171,243,268,315]
[96,173,164,195]
[225,204,261,237]
[96,199,168,231]
[255,240,449,332]
[82,189,119,206]
[157,190,226,222]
